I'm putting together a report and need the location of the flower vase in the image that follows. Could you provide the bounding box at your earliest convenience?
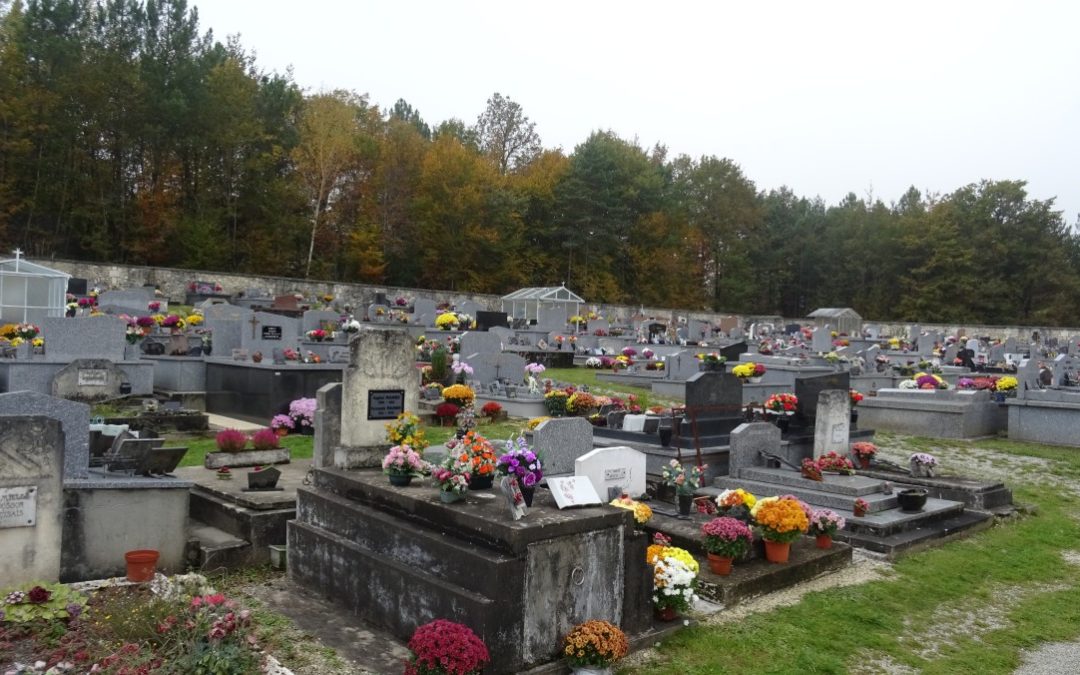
[521,485,535,507]
[654,606,678,622]
[748,376,763,384]
[774,415,791,433]
[469,474,493,490]
[388,474,412,487]
[910,461,934,478]
[707,553,733,576]
[677,493,692,516]
[439,490,464,504]
[858,457,871,470]
[815,534,833,549]
[763,539,791,564]
[850,410,859,427]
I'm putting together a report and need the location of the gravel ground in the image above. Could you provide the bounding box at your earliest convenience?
[1013,641,1080,675]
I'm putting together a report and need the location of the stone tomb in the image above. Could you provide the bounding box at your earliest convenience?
[858,389,1007,439]
[812,390,850,456]
[288,468,650,673]
[335,327,418,468]
[0,416,65,584]
[51,359,129,401]
[533,416,594,475]
[575,445,647,500]
[240,312,300,355]
[41,316,126,362]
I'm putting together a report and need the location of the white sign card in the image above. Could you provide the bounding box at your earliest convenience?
[547,476,602,509]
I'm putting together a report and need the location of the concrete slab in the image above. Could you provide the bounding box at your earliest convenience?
[739,467,887,496]
[173,459,308,510]
[206,413,265,432]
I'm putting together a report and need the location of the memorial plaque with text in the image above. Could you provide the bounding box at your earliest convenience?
[367,390,405,420]
[77,369,108,386]
[261,325,283,341]
[0,486,37,528]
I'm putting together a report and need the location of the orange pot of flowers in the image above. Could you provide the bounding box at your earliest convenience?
[763,540,791,564]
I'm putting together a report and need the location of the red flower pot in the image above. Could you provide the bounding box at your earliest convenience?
[707,553,733,576]
[816,534,833,549]
[654,606,678,622]
[124,549,160,582]
[763,539,791,564]
[859,457,871,470]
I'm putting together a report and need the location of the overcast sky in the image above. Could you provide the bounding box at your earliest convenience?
[192,0,1079,223]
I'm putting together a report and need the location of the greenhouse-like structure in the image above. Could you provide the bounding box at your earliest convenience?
[501,285,584,323]
[0,254,70,324]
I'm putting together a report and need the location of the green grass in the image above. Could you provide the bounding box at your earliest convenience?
[424,419,529,446]
[168,433,313,467]
[545,367,679,410]
[627,435,1080,674]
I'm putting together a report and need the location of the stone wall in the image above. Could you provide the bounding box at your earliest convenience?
[38,258,1080,340]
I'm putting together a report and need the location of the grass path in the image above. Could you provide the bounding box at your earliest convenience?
[625,434,1080,674]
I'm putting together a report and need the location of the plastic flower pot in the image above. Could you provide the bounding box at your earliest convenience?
[124,549,160,582]
[439,490,464,504]
[763,539,791,564]
[469,474,494,490]
[388,474,412,487]
[654,606,678,622]
[897,488,928,512]
[707,553,733,576]
[678,493,693,516]
[816,534,833,549]
[521,485,535,507]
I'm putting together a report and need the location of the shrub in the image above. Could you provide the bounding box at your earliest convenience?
[480,401,502,419]
[251,428,280,451]
[215,429,248,452]
[405,619,490,675]
[436,402,460,420]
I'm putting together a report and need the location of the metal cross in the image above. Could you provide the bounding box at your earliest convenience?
[248,314,261,339]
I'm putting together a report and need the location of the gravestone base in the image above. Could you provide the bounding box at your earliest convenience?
[288,468,651,674]
[204,448,291,470]
[333,444,387,470]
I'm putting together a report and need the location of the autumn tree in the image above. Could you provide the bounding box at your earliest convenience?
[474,92,541,174]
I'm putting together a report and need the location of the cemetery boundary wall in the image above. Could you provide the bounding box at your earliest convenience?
[36,259,1080,342]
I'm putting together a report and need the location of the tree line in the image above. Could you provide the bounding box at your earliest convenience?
[2,0,1078,324]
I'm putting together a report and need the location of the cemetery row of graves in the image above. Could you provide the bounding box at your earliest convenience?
[5,265,1080,673]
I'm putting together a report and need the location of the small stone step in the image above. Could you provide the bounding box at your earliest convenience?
[738,467,888,496]
[835,509,993,558]
[186,518,251,571]
[694,538,853,606]
[702,479,899,513]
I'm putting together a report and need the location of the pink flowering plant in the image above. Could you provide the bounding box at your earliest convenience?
[433,456,471,495]
[662,459,706,496]
[701,517,753,558]
[404,619,490,675]
[270,414,294,431]
[215,428,248,452]
[289,397,316,429]
[808,509,846,536]
[382,444,430,478]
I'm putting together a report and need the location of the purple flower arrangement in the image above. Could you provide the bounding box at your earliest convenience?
[916,374,942,389]
[701,517,753,557]
[808,509,846,536]
[288,397,316,428]
[496,435,543,487]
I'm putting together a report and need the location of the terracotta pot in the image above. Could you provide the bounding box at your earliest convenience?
[274,427,289,438]
[763,539,791,564]
[816,534,833,549]
[125,549,160,582]
[707,553,733,576]
[654,606,678,622]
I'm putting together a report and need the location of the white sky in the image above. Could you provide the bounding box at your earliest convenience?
[192,0,1080,223]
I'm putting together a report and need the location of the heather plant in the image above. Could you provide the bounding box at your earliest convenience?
[215,429,248,452]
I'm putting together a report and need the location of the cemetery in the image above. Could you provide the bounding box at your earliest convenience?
[4,266,1080,674]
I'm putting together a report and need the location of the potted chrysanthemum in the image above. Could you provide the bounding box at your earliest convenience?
[404,619,489,675]
[562,620,629,675]
[701,517,753,576]
[751,495,810,563]
[808,509,846,549]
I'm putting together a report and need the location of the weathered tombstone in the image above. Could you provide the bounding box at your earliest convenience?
[336,328,417,468]
[533,417,593,475]
[0,392,89,480]
[51,359,127,401]
[0,416,65,584]
[241,312,299,354]
[313,382,342,469]
[813,390,850,456]
[575,446,647,500]
[327,347,350,363]
[727,422,781,477]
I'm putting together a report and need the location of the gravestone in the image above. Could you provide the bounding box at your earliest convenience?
[590,318,610,334]
[470,352,527,387]
[811,327,831,353]
[908,324,921,342]
[727,422,782,477]
[1017,358,1041,397]
[302,310,340,333]
[988,343,1005,364]
[1003,337,1017,355]
[203,303,252,321]
[686,319,707,342]
[917,333,936,355]
[535,307,566,331]
[812,390,850,456]
[664,351,700,380]
[1052,354,1070,387]
[943,343,959,363]
[475,311,509,331]
[575,446,647,500]
[459,332,502,360]
[533,417,593,475]
[795,371,851,421]
[488,326,514,344]
[864,325,880,340]
[729,326,745,340]
[457,300,483,319]
[313,382,342,469]
[41,317,125,362]
[412,298,438,326]
[367,303,391,322]
[336,327,417,468]
[684,371,742,415]
[0,416,65,584]
[51,359,127,401]
[0,392,89,480]
[327,347,350,363]
[98,288,153,314]
[240,312,300,354]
